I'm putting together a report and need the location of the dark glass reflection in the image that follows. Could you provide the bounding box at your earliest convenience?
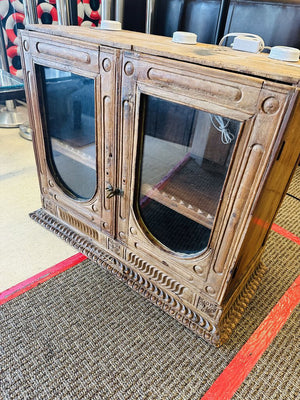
[38,66,96,200]
[137,95,240,254]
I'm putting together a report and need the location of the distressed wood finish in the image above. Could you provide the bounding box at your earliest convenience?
[24,25,300,84]
[20,25,300,346]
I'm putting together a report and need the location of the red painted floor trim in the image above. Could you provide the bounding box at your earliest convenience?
[0,253,87,305]
[200,274,300,400]
[271,223,300,245]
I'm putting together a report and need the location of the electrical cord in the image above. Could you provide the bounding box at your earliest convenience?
[209,114,235,144]
[209,32,272,145]
[218,32,271,52]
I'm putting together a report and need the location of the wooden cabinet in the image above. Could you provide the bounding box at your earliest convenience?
[20,25,300,346]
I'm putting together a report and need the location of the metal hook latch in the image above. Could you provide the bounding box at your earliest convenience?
[106,184,124,198]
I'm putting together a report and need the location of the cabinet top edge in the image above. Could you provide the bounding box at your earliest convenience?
[23,24,300,85]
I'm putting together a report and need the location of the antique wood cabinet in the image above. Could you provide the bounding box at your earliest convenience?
[20,25,300,346]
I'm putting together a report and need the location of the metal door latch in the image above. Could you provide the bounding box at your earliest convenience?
[106,184,124,198]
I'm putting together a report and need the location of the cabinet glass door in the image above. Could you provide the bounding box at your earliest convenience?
[37,66,96,200]
[136,95,241,255]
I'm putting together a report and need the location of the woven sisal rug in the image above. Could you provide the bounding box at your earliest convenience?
[0,177,299,399]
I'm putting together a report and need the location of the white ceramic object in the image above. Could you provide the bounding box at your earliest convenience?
[269,46,299,62]
[100,20,122,31]
[172,31,197,45]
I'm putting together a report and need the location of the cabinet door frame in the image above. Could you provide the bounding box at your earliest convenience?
[21,33,118,239]
[117,51,292,303]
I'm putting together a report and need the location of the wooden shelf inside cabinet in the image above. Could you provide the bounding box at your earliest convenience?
[51,138,96,170]
[140,156,225,229]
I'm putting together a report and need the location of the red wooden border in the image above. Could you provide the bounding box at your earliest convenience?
[200,274,300,400]
[272,223,300,245]
[1,218,298,400]
[0,253,87,305]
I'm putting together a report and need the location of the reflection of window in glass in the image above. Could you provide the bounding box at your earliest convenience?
[137,95,241,255]
[38,66,96,200]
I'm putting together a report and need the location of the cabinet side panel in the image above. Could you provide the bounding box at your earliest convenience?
[222,88,300,307]
[208,84,296,304]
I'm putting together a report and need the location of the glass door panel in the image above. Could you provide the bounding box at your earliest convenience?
[137,95,241,255]
[37,66,96,200]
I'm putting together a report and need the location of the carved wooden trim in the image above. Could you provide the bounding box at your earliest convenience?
[36,42,91,64]
[29,208,268,347]
[147,68,243,102]
[107,237,122,257]
[220,261,268,343]
[42,197,57,216]
[58,208,99,241]
[126,251,186,296]
[196,296,220,319]
[29,209,221,345]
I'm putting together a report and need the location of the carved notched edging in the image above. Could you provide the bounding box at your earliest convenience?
[29,209,267,347]
[29,209,221,346]
[126,251,185,296]
[220,261,267,343]
[59,208,99,241]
